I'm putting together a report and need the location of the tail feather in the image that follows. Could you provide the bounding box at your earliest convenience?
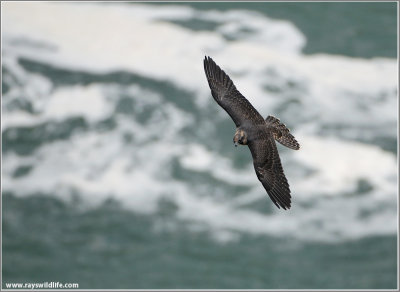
[265,115,300,150]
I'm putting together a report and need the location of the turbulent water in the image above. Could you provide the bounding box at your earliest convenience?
[2,2,398,289]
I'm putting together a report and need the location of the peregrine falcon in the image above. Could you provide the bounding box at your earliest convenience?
[203,56,300,210]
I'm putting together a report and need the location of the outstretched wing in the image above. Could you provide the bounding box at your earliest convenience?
[204,56,265,127]
[248,134,292,210]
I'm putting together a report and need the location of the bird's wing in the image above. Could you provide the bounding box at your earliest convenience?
[204,56,265,127]
[248,134,292,210]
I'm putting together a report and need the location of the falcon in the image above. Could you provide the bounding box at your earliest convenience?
[203,56,300,210]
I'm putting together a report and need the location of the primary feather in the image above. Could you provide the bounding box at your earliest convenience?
[204,56,265,127]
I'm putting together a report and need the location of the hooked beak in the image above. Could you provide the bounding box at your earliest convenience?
[234,141,238,147]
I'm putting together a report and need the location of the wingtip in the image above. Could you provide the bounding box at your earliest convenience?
[269,189,292,210]
[279,202,291,210]
[203,56,218,78]
[204,55,215,65]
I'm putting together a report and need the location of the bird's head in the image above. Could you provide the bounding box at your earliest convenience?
[233,129,248,147]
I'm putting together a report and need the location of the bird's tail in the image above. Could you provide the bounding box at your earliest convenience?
[265,115,300,150]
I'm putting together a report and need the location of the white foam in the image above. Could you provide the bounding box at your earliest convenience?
[3,121,396,243]
[2,2,396,114]
[180,144,255,185]
[3,84,113,128]
[199,9,306,54]
[293,134,397,198]
[45,86,111,122]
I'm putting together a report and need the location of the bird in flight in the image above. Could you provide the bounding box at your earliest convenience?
[203,56,300,210]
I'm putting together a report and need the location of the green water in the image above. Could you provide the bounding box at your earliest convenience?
[3,194,397,289]
[154,2,398,58]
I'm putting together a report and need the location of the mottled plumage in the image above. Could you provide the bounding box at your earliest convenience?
[203,56,300,210]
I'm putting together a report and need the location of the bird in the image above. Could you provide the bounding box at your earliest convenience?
[203,56,300,210]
